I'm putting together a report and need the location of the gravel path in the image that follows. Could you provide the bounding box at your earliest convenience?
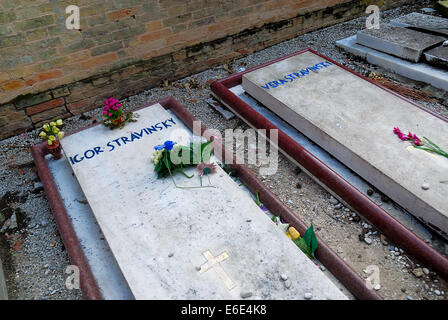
[1,0,447,300]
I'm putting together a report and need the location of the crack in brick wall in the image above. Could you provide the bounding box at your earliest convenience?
[0,0,412,140]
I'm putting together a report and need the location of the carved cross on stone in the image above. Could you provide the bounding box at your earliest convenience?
[198,250,236,290]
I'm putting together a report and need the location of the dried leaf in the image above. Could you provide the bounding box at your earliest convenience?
[12,239,24,251]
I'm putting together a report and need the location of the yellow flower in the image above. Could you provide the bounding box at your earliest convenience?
[288,227,300,240]
[52,127,59,134]
[39,131,47,139]
[58,131,65,139]
[56,119,63,126]
[47,140,53,146]
[50,122,56,127]
[43,124,50,132]
[49,135,56,141]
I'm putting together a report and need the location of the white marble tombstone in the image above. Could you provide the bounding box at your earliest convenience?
[242,51,448,237]
[61,103,347,300]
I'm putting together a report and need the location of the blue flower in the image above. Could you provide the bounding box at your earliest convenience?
[154,140,176,151]
[163,140,176,151]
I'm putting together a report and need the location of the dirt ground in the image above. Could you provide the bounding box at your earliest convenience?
[0,0,447,300]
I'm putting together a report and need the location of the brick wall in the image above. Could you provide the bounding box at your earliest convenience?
[0,0,412,139]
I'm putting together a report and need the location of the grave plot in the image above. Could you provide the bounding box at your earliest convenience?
[241,50,448,239]
[337,13,448,90]
[425,46,448,69]
[390,12,448,36]
[59,102,348,300]
[356,25,445,63]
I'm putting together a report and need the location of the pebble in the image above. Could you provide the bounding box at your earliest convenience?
[304,292,313,300]
[280,274,288,281]
[421,183,430,190]
[434,290,441,296]
[319,265,326,271]
[367,189,374,196]
[168,253,174,257]
[329,198,339,205]
[412,268,424,278]
[240,291,253,299]
[364,237,372,245]
[337,248,343,254]
[284,279,292,289]
[334,204,342,210]
[374,284,381,291]
[9,213,18,229]
[407,296,413,300]
[380,234,388,245]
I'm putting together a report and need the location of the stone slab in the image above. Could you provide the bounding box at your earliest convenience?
[218,85,432,241]
[336,35,448,91]
[0,258,7,300]
[390,12,448,36]
[356,25,445,62]
[48,152,134,299]
[61,103,347,300]
[242,51,448,237]
[425,45,448,69]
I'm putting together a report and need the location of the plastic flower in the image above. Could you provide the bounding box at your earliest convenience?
[49,135,56,141]
[50,122,56,127]
[39,131,47,139]
[47,140,53,146]
[43,124,50,132]
[197,162,217,176]
[56,119,63,126]
[52,127,59,134]
[58,132,65,139]
[151,150,163,165]
[154,141,177,151]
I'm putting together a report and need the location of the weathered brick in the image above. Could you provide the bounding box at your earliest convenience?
[0,24,12,36]
[107,8,139,21]
[0,34,26,48]
[26,98,65,115]
[80,52,118,70]
[30,105,68,123]
[38,70,63,81]
[163,13,192,27]
[91,41,123,56]
[15,15,54,31]
[52,87,70,98]
[26,28,48,41]
[1,80,25,91]
[66,97,99,114]
[146,20,163,31]
[0,72,10,83]
[0,104,33,139]
[0,11,16,24]
[15,92,53,109]
[140,29,172,43]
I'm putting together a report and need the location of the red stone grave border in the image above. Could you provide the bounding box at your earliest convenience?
[32,96,381,300]
[210,48,448,283]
